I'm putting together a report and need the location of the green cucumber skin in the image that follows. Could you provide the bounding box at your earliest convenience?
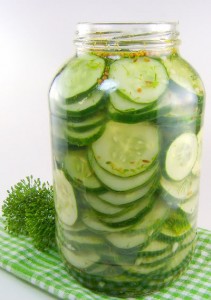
[67,117,107,133]
[66,125,106,147]
[55,93,108,118]
[108,103,171,124]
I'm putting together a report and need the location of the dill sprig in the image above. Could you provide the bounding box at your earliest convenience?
[2,176,55,251]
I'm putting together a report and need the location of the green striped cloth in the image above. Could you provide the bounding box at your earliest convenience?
[0,217,210,300]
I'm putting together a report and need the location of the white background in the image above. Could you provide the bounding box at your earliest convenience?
[0,0,210,298]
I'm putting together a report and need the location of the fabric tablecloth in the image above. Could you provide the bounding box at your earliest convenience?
[0,217,210,300]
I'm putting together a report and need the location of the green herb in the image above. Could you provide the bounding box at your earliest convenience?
[2,176,55,251]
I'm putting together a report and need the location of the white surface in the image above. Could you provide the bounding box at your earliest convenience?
[0,0,211,298]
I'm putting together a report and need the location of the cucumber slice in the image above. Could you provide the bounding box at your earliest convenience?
[100,195,153,227]
[108,101,170,124]
[135,246,173,266]
[58,238,100,269]
[54,169,77,226]
[57,218,86,233]
[55,90,106,117]
[67,111,106,132]
[192,128,203,176]
[88,149,158,191]
[124,261,166,276]
[160,174,199,201]
[139,240,170,257]
[60,230,104,247]
[57,54,105,101]
[165,132,198,181]
[109,57,169,104]
[65,124,105,146]
[162,55,204,97]
[110,91,155,113]
[82,211,129,233]
[131,198,170,232]
[92,121,159,177]
[180,194,198,216]
[84,192,125,215]
[158,209,191,242]
[98,177,156,206]
[64,149,104,192]
[154,243,193,277]
[106,230,149,249]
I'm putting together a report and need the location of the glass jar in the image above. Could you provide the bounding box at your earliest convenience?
[49,23,205,297]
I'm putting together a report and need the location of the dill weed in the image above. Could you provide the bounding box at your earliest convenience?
[2,176,55,251]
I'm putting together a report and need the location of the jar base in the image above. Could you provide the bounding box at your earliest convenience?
[64,250,194,298]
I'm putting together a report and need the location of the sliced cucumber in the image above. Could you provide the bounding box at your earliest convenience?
[162,54,204,97]
[84,192,125,215]
[57,54,105,101]
[100,195,153,227]
[131,198,170,232]
[53,169,77,226]
[57,218,86,233]
[135,246,173,266]
[106,230,149,249]
[92,121,159,177]
[82,211,129,233]
[139,239,170,257]
[98,177,156,206]
[64,149,104,192]
[67,111,106,132]
[160,174,199,201]
[110,91,155,113]
[158,209,191,242]
[108,101,170,124]
[153,243,193,277]
[180,194,198,216]
[109,57,169,104]
[192,128,203,176]
[88,149,158,191]
[165,132,198,181]
[55,90,106,117]
[60,230,104,247]
[65,124,105,146]
[124,260,166,276]
[58,238,100,269]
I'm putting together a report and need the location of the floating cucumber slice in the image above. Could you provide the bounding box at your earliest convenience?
[98,177,156,206]
[131,198,170,232]
[110,91,155,113]
[54,169,77,226]
[158,209,191,242]
[82,210,129,233]
[65,124,105,146]
[64,149,104,192]
[100,195,153,227]
[139,240,170,257]
[92,121,159,177]
[67,111,106,132]
[108,101,170,124]
[106,230,149,249]
[165,132,198,181]
[160,174,199,201]
[192,128,203,176]
[88,149,158,191]
[109,57,169,104]
[58,238,100,269]
[57,54,105,101]
[84,192,125,215]
[162,54,204,97]
[180,194,198,216]
[55,90,106,117]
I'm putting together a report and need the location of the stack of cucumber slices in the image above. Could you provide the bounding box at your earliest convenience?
[50,52,204,295]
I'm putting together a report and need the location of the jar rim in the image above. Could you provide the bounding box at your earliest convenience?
[75,22,180,54]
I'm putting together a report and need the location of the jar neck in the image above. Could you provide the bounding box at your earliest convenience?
[75,22,180,56]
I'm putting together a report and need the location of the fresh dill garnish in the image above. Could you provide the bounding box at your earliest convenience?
[2,176,55,251]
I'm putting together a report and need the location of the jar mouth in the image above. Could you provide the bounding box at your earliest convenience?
[75,22,180,54]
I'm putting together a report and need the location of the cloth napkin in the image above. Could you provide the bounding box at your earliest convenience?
[0,217,210,300]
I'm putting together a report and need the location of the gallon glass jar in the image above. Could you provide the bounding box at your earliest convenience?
[49,23,205,297]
